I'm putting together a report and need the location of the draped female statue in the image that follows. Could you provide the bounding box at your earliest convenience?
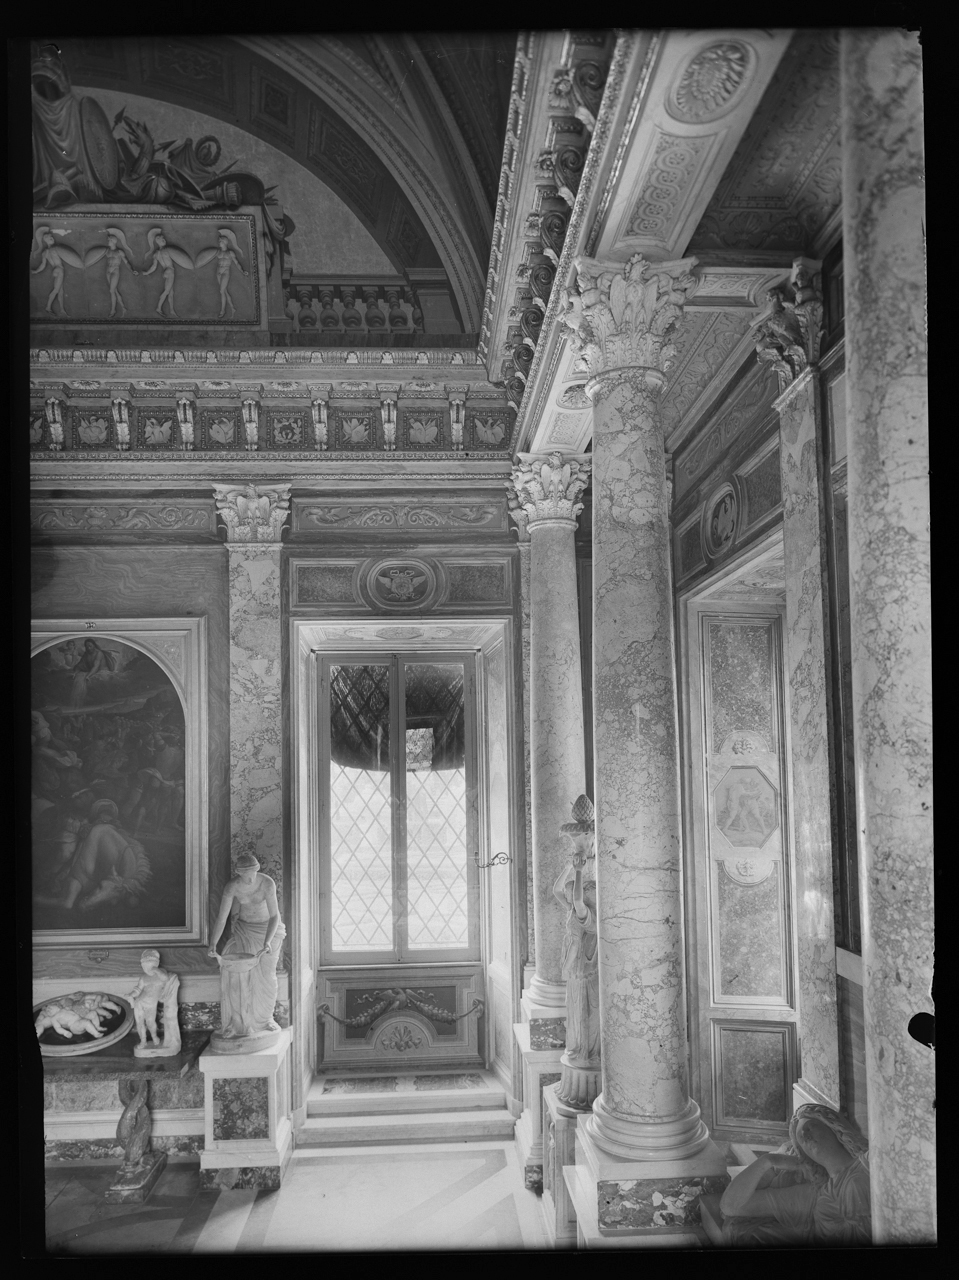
[208,854,286,1053]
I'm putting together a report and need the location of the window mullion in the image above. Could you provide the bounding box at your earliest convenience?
[392,654,409,962]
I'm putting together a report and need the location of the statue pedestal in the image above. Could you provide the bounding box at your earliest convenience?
[199,1027,292,1190]
[542,1084,580,1247]
[513,1019,564,1193]
[104,1151,167,1203]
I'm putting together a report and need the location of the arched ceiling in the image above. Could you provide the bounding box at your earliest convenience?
[44,33,517,332]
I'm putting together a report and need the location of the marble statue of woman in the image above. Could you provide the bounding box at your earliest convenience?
[720,1103,871,1246]
[552,794,600,1107]
[208,854,286,1051]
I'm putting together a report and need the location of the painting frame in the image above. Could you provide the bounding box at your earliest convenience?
[31,617,208,948]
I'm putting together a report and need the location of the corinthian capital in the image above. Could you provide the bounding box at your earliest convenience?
[561,253,699,381]
[508,452,592,529]
[213,483,291,544]
[750,256,823,395]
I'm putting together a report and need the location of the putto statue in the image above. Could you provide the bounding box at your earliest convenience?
[720,1103,871,1246]
[129,949,181,1057]
[208,853,286,1054]
[552,793,601,1110]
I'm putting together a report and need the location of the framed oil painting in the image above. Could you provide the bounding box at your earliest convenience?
[31,619,207,947]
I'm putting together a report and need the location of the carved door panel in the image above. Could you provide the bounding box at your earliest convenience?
[316,652,485,1069]
[682,604,799,1144]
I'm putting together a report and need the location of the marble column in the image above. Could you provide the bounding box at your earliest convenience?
[560,254,726,1242]
[753,261,841,1110]
[508,452,590,1191]
[213,484,291,902]
[840,30,933,1246]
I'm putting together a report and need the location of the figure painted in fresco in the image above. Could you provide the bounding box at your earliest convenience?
[69,637,118,708]
[32,45,295,277]
[142,228,194,318]
[34,797,152,912]
[84,227,139,317]
[30,226,83,315]
[721,1104,871,1246]
[196,228,249,319]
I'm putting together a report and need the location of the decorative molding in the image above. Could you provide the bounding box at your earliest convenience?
[626,132,711,239]
[293,500,503,532]
[31,500,214,533]
[508,451,591,528]
[562,253,699,381]
[212,483,291,543]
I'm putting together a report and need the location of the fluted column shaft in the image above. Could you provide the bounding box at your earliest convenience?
[840,29,933,1245]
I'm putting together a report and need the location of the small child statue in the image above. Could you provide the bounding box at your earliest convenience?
[129,948,181,1057]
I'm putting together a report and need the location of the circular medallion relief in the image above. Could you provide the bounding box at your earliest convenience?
[359,557,445,613]
[704,485,739,557]
[557,383,590,409]
[668,42,753,123]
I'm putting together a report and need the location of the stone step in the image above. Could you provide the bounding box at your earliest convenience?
[307,1071,505,1117]
[297,1108,517,1147]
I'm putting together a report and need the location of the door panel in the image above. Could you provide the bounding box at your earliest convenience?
[684,605,799,1143]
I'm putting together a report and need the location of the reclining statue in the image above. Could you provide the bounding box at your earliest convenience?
[720,1103,871,1246]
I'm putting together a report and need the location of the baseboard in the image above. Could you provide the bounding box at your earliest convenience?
[44,1107,204,1142]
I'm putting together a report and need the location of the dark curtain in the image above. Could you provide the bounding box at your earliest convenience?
[329,663,464,771]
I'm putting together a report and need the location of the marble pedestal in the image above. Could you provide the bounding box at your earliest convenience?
[513,1021,563,1192]
[565,1116,728,1248]
[199,1027,292,1190]
[542,1084,579,1246]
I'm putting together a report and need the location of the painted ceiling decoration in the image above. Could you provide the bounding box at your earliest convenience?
[27,29,845,469]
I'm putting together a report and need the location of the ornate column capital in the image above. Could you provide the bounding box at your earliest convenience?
[213,483,291,544]
[561,253,699,387]
[751,256,824,396]
[508,452,592,530]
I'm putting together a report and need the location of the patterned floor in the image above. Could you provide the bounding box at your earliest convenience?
[44,1141,549,1254]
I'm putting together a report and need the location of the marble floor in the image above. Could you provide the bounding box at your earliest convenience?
[44,1141,549,1255]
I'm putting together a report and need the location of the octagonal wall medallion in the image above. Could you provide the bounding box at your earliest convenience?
[713,765,779,851]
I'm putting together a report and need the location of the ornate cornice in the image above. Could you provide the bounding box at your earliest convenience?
[562,253,699,383]
[508,450,591,529]
[213,483,291,543]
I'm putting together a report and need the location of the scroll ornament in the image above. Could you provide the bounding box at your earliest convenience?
[562,253,699,384]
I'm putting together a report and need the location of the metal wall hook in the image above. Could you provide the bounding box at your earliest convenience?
[474,851,511,868]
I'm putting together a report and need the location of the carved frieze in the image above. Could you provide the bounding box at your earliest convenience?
[293,500,504,533]
[31,500,215,533]
[626,133,711,240]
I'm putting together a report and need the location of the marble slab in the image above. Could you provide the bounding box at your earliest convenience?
[597,1174,730,1232]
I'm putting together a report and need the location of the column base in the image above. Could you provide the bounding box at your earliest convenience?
[568,1113,729,1245]
[104,1151,167,1203]
[520,991,567,1050]
[513,1022,564,1192]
